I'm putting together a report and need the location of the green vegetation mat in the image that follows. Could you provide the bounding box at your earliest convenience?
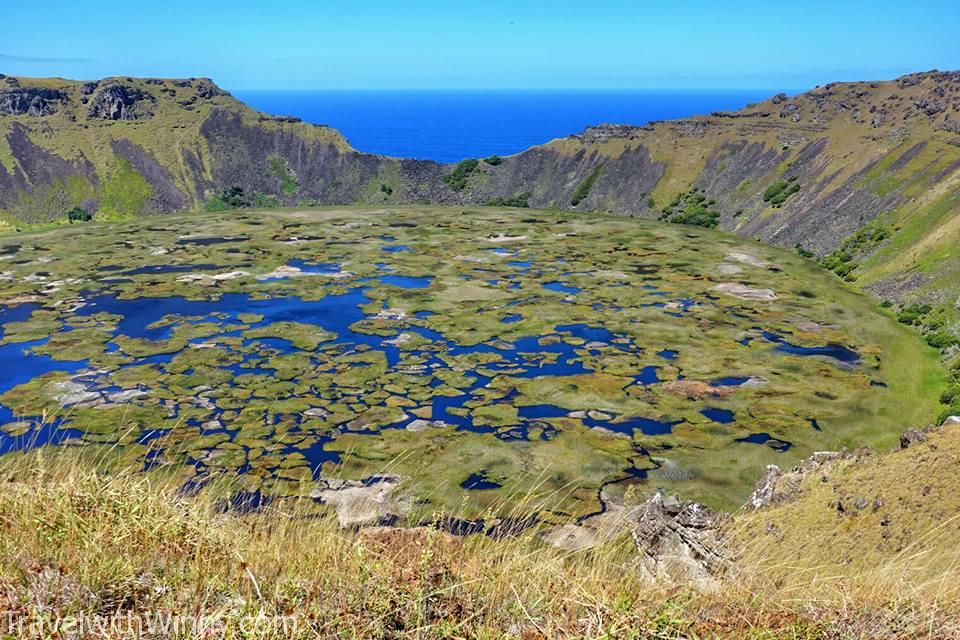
[0,206,944,518]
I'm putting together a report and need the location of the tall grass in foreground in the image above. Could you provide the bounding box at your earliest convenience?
[0,443,958,638]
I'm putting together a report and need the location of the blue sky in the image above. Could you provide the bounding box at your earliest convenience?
[2,0,958,90]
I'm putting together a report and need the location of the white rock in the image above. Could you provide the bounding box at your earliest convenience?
[724,251,776,269]
[712,282,777,301]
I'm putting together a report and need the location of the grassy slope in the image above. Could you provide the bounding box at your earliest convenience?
[2,71,960,321]
[0,76,350,226]
[540,73,960,312]
[734,425,960,612]
[1,431,958,639]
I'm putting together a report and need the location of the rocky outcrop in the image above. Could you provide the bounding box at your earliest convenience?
[87,84,154,120]
[747,424,953,512]
[573,124,648,142]
[0,87,66,116]
[1,70,959,306]
[631,492,729,589]
[748,449,872,510]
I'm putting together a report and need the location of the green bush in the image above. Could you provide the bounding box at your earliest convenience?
[941,386,960,406]
[660,189,720,228]
[204,186,248,211]
[570,165,602,206]
[253,192,280,208]
[485,192,531,208]
[380,184,393,196]
[762,176,800,207]
[820,224,893,279]
[925,330,958,350]
[66,206,92,223]
[267,157,298,197]
[443,159,480,192]
[484,155,502,166]
[897,304,933,326]
[794,244,814,258]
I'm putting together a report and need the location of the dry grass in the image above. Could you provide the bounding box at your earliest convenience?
[1,437,959,639]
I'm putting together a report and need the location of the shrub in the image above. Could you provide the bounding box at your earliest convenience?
[443,159,480,192]
[485,192,531,208]
[570,165,602,206]
[484,155,503,166]
[66,206,92,223]
[267,157,298,197]
[941,386,960,406]
[762,176,800,206]
[204,186,248,211]
[926,330,958,350]
[794,244,814,258]
[380,184,393,196]
[897,304,932,326]
[661,189,721,228]
[253,192,280,208]
[820,224,892,279]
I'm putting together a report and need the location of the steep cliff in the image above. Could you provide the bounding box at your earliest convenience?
[1,70,959,307]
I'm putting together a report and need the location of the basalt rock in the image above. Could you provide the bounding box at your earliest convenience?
[87,84,155,120]
[631,492,729,589]
[574,123,646,142]
[0,87,66,116]
[899,428,929,449]
[748,449,873,510]
[749,465,788,509]
[193,78,230,99]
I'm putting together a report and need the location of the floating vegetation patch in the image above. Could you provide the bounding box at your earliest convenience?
[0,207,942,516]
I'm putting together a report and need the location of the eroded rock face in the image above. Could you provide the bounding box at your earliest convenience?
[87,84,154,120]
[749,465,786,509]
[574,123,647,142]
[0,88,66,116]
[748,449,875,510]
[631,492,729,589]
[193,78,229,99]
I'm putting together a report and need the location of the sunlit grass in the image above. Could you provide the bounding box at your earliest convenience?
[2,428,959,639]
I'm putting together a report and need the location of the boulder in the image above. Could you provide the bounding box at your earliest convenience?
[899,428,929,449]
[712,282,777,301]
[778,103,800,119]
[632,493,728,589]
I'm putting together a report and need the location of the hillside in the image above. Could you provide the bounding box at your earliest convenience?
[1,70,959,312]
[1,423,958,638]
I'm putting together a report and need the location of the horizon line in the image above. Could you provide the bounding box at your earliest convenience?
[230,86,804,93]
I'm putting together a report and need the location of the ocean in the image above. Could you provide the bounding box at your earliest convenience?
[234,89,790,163]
